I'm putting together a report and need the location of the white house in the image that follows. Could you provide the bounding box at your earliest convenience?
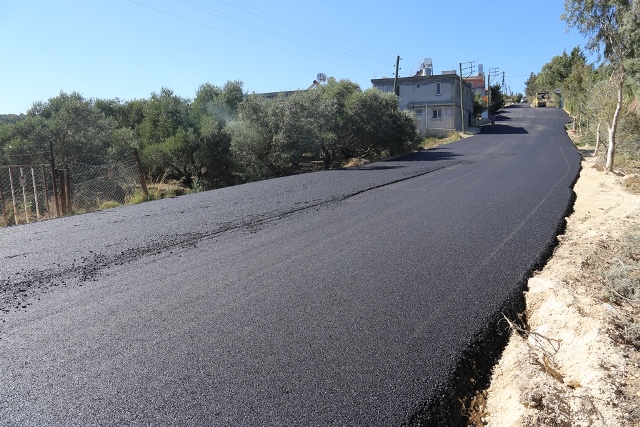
[371,72,475,135]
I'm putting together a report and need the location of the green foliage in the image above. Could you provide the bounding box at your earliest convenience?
[230,89,336,180]
[488,84,504,114]
[127,190,157,204]
[1,78,423,193]
[562,0,640,170]
[318,79,361,167]
[137,88,192,148]
[136,83,241,190]
[472,94,486,116]
[525,47,589,105]
[0,92,119,167]
[98,200,122,210]
[563,59,595,114]
[0,114,25,125]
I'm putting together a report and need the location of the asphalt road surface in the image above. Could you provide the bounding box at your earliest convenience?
[0,104,580,426]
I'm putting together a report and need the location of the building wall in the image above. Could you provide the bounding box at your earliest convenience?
[372,75,474,134]
[464,75,486,97]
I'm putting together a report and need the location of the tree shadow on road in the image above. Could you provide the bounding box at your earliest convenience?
[480,124,529,135]
[394,148,463,162]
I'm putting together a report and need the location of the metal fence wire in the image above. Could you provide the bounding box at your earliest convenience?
[1,152,147,227]
[69,158,144,212]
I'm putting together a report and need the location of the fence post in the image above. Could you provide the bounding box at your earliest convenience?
[0,169,7,226]
[8,167,19,225]
[41,165,51,219]
[132,149,149,197]
[31,167,40,221]
[49,140,60,217]
[19,167,29,224]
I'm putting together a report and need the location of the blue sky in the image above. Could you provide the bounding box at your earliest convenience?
[0,0,593,114]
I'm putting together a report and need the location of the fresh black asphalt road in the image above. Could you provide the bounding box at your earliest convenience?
[0,105,580,426]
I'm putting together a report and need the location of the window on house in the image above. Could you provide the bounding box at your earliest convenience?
[432,109,442,119]
[415,109,423,115]
[436,82,441,95]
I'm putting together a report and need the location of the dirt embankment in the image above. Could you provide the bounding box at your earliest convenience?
[480,151,640,426]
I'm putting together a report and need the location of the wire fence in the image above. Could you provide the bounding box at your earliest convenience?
[0,151,147,227]
[70,158,145,212]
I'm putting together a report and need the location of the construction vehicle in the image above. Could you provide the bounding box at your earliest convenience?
[533,92,547,107]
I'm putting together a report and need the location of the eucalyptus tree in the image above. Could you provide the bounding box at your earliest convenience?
[561,50,595,132]
[563,0,640,171]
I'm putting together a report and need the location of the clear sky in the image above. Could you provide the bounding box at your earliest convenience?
[0,0,594,114]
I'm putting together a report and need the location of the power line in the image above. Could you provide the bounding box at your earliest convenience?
[129,0,393,76]
[199,0,395,60]
[173,0,392,69]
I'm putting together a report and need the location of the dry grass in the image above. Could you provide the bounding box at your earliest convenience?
[421,131,464,150]
[622,174,640,194]
[146,180,190,199]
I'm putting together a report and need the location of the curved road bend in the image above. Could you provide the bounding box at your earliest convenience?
[0,104,580,426]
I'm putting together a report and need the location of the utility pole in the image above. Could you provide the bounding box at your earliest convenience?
[488,67,500,115]
[486,74,490,117]
[393,55,401,96]
[459,63,465,134]
[458,61,474,134]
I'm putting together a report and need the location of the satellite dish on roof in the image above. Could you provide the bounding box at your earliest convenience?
[317,73,327,83]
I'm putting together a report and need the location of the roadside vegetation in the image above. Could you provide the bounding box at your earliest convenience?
[526,0,640,180]
[550,0,640,363]
[0,79,421,199]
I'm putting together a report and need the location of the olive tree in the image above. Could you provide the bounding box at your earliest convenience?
[7,92,119,167]
[229,89,335,181]
[343,88,419,158]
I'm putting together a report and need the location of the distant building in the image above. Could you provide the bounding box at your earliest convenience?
[371,72,475,135]
[256,80,323,99]
[464,75,486,97]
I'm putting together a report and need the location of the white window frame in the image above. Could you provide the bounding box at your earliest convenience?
[432,109,442,119]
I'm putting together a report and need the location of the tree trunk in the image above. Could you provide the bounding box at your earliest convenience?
[606,123,615,171]
[578,114,582,136]
[595,122,601,155]
[605,74,624,172]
